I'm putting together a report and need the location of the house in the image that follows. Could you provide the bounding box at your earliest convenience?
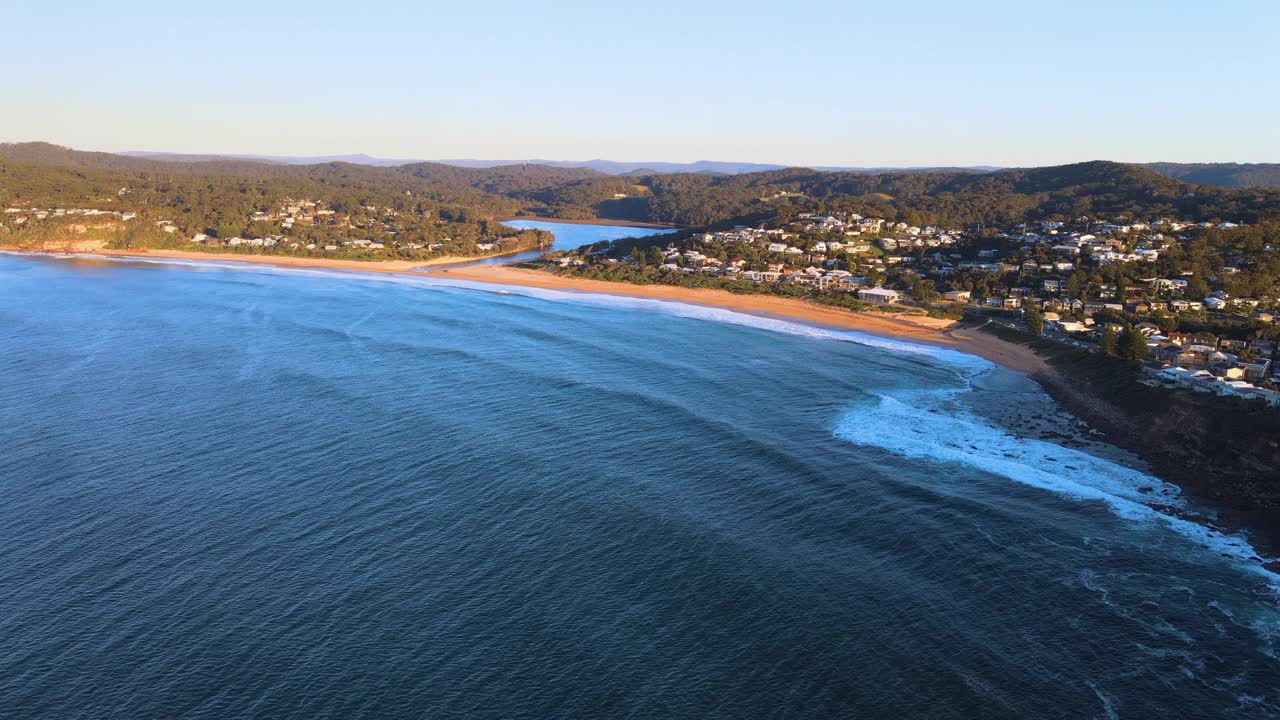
[1241,361,1272,381]
[1124,298,1152,314]
[1249,339,1277,355]
[1156,344,1184,364]
[1084,302,1123,313]
[1052,320,1090,334]
[858,288,902,305]
[943,290,971,302]
[1045,298,1085,313]
[1190,332,1220,347]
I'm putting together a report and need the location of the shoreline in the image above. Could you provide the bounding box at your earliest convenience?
[498,216,681,230]
[0,245,520,274]
[7,245,1273,566]
[436,265,1049,375]
[1,246,1042,374]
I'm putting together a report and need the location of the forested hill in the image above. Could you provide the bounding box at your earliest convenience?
[0,141,309,176]
[618,161,1280,227]
[0,142,604,192]
[5,143,1280,230]
[0,142,608,215]
[1141,163,1280,189]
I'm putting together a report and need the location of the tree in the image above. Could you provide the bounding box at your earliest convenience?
[1101,326,1119,356]
[1118,326,1150,361]
[645,246,665,267]
[1024,304,1044,335]
[1064,270,1087,299]
[972,277,991,301]
[1186,274,1211,300]
[909,277,937,304]
[1153,311,1179,335]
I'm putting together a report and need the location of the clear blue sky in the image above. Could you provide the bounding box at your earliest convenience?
[4,0,1278,167]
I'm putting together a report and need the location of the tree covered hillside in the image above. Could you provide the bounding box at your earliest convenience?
[5,143,1280,234]
[1143,163,1280,189]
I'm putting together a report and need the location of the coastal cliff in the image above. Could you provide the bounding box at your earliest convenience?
[982,325,1280,558]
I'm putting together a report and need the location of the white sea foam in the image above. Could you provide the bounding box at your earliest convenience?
[426,277,997,375]
[12,251,1279,584]
[833,386,1278,581]
[8,252,995,376]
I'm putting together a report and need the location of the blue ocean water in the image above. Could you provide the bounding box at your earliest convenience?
[1,239,1278,718]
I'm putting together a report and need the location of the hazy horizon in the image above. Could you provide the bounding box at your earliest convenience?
[3,0,1279,166]
[10,142,1280,172]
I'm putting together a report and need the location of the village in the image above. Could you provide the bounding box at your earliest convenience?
[187,198,447,253]
[558,210,1280,408]
[2,197,531,258]
[3,206,138,224]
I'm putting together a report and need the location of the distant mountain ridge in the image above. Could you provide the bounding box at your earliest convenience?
[104,149,1280,188]
[428,158,1003,176]
[121,149,998,176]
[125,151,424,167]
[1139,163,1280,189]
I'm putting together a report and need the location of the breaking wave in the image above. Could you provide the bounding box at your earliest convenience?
[833,386,1279,582]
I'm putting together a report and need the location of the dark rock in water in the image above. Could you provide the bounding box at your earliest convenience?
[1032,364,1280,562]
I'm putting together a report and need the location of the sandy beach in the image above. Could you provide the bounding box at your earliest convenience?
[1,245,496,274]
[437,265,1049,375]
[2,245,1047,375]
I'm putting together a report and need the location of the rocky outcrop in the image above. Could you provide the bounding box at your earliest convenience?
[1033,365,1280,557]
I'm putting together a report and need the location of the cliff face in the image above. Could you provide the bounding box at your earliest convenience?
[1034,364,1280,556]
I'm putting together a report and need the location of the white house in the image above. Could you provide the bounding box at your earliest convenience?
[858,288,902,305]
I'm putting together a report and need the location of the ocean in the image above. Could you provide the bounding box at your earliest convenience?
[1,226,1278,718]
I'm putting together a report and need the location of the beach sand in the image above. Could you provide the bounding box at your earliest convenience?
[2,246,1047,375]
[1,246,489,274]
[437,265,1049,375]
